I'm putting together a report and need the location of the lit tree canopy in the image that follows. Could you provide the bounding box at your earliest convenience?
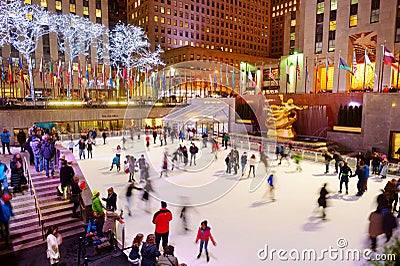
[8,0,51,99]
[53,13,105,62]
[109,22,163,70]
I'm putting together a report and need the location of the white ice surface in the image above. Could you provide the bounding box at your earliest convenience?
[70,136,398,266]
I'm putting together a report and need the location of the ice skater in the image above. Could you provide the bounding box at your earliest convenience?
[160,152,169,177]
[196,220,216,263]
[293,152,302,172]
[266,170,276,201]
[110,156,121,172]
[125,181,142,216]
[338,162,352,194]
[317,183,329,220]
[240,152,247,176]
[248,154,257,178]
[142,180,154,212]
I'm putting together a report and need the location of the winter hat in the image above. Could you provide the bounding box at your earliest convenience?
[2,193,11,202]
[93,190,100,196]
[161,201,167,208]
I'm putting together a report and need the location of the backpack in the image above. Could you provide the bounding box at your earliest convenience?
[194,146,199,153]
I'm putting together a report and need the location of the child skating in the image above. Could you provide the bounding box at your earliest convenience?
[266,170,276,201]
[110,156,120,172]
[195,220,216,263]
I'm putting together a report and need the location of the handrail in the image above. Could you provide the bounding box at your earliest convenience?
[23,157,45,240]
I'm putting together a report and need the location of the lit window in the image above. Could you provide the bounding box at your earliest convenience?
[55,0,62,10]
[160,7,164,13]
[317,3,324,14]
[206,27,210,33]
[191,41,194,46]
[290,33,295,41]
[96,9,102,18]
[83,6,89,16]
[349,15,358,27]
[185,40,188,45]
[167,18,171,24]
[24,0,32,4]
[154,16,158,22]
[70,4,76,13]
[40,0,47,8]
[185,22,188,28]
[161,17,164,23]
[179,21,183,27]
[173,39,177,44]
[179,40,183,45]
[331,0,337,10]
[291,20,296,27]
[167,8,171,15]
[329,21,336,31]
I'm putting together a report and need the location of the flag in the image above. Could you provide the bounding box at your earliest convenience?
[226,65,229,85]
[231,69,235,88]
[296,57,301,80]
[7,56,12,84]
[365,50,374,71]
[384,46,398,70]
[19,58,23,84]
[39,57,43,82]
[325,56,329,84]
[77,62,82,86]
[49,60,53,85]
[248,68,256,87]
[57,60,62,84]
[214,72,217,88]
[85,62,89,81]
[352,51,357,77]
[269,67,278,85]
[101,64,105,85]
[66,62,70,85]
[305,58,310,83]
[115,66,120,89]
[162,70,166,89]
[339,56,353,75]
[93,64,97,86]
[1,60,4,81]
[109,66,113,87]
[286,59,290,84]
[123,67,127,84]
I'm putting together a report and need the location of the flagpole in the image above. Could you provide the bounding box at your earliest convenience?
[326,53,329,93]
[304,57,307,94]
[295,56,298,93]
[285,60,288,94]
[379,42,386,92]
[397,50,400,90]
[337,52,340,93]
[363,49,367,90]
[314,56,318,94]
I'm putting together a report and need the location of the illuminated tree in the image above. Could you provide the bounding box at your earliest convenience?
[9,0,51,100]
[52,13,104,99]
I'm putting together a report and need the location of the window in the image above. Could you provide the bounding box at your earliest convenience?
[55,0,62,11]
[70,4,76,13]
[96,9,102,18]
[370,0,380,23]
[349,0,358,27]
[154,16,158,22]
[40,0,47,8]
[83,7,89,15]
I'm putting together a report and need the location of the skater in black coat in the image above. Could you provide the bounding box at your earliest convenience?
[317,183,329,220]
[338,162,352,194]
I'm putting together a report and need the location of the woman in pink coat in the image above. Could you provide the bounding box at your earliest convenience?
[195,220,216,262]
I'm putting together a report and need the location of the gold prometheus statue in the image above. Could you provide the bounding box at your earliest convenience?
[266,95,307,139]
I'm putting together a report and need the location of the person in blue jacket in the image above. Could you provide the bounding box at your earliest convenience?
[267,170,276,201]
[0,129,11,155]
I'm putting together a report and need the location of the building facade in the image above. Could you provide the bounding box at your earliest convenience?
[127,0,271,68]
[0,0,111,100]
[289,0,400,94]
[109,0,128,29]
[270,0,299,58]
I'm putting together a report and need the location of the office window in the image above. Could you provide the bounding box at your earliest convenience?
[70,4,76,13]
[55,0,62,11]
[40,0,47,8]
[83,6,89,16]
[154,16,158,22]
[370,0,380,23]
[349,0,358,27]
[330,0,337,10]
[96,9,102,18]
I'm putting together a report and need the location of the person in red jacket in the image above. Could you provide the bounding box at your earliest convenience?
[196,220,216,262]
[152,201,173,250]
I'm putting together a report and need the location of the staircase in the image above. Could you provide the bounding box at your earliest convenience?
[0,156,84,256]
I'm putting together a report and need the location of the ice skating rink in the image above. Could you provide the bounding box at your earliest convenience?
[72,136,397,265]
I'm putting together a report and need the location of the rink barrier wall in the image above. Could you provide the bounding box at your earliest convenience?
[229,135,400,176]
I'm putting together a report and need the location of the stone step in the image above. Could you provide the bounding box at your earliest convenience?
[13,201,72,216]
[34,182,62,193]
[38,194,64,204]
[39,198,73,209]
[0,221,84,255]
[31,175,60,183]
[9,216,43,230]
[32,178,61,187]
[8,194,34,204]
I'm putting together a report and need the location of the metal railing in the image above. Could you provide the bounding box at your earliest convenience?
[23,157,45,240]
